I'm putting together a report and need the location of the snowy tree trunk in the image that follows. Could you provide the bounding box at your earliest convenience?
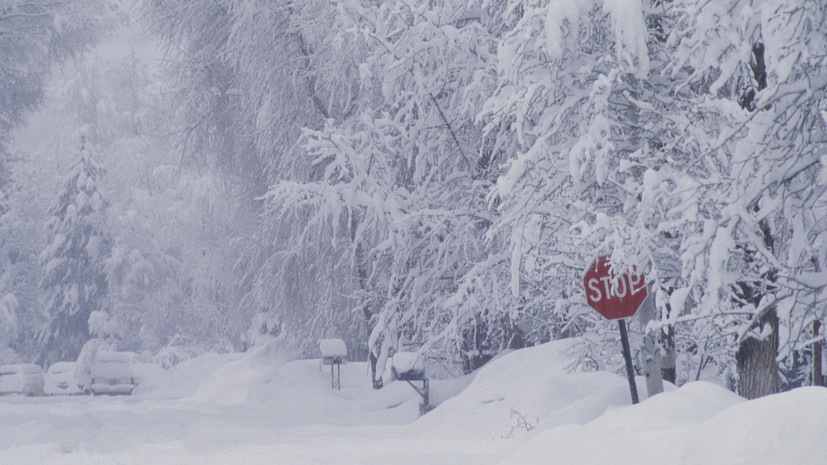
[733,43,779,400]
[351,218,382,389]
[660,287,677,384]
[660,340,676,385]
[638,290,663,397]
[736,308,779,399]
[38,142,111,365]
[814,321,823,387]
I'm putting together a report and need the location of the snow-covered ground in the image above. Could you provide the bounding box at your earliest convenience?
[1,339,825,464]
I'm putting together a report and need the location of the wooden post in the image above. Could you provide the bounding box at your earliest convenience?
[638,288,664,397]
[814,320,823,387]
[423,378,430,412]
[618,319,639,404]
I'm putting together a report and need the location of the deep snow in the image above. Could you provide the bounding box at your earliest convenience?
[1,339,825,464]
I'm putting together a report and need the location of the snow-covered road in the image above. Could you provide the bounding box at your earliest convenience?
[2,339,826,464]
[0,342,507,465]
[0,395,504,465]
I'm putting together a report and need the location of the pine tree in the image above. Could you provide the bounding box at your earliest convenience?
[38,131,112,365]
[0,0,113,364]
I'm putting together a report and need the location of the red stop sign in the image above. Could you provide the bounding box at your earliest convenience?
[584,255,648,320]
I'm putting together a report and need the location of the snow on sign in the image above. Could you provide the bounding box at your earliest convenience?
[583,255,647,320]
[320,338,347,390]
[320,339,347,365]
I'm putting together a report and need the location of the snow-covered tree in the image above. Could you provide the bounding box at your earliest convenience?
[13,10,252,357]
[0,0,111,149]
[37,131,112,365]
[664,0,827,397]
[0,0,113,363]
[475,0,691,382]
[0,293,19,363]
[0,168,48,360]
[143,0,371,356]
[253,1,514,381]
[140,0,827,395]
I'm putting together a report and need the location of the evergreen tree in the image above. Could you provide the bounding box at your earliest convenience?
[0,0,113,364]
[38,131,112,365]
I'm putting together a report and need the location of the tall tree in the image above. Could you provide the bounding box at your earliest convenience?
[142,0,827,392]
[143,0,352,353]
[38,133,112,365]
[665,0,827,397]
[0,0,112,363]
[260,0,508,380]
[0,0,111,149]
[477,0,696,380]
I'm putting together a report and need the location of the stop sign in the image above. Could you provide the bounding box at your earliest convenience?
[583,255,648,320]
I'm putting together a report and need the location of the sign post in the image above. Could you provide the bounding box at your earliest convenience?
[583,255,649,404]
[616,318,639,404]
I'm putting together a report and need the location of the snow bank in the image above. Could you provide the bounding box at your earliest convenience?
[184,339,299,404]
[416,338,664,439]
[133,352,243,399]
[497,383,827,465]
[134,338,427,425]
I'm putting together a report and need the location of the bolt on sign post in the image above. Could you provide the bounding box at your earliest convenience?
[583,255,650,404]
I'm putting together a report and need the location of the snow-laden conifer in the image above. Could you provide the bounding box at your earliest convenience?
[37,131,112,365]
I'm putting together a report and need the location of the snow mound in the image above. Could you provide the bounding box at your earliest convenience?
[497,384,827,465]
[185,339,299,404]
[133,352,243,399]
[417,338,667,439]
[134,338,430,425]
[125,337,827,465]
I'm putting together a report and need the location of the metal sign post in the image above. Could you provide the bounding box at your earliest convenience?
[583,255,662,404]
[617,318,639,404]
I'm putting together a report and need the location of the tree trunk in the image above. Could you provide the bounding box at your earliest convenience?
[660,342,676,384]
[736,307,779,399]
[350,216,383,389]
[638,289,664,397]
[660,318,676,384]
[814,320,823,387]
[732,42,778,400]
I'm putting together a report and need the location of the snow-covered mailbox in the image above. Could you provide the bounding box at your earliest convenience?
[320,338,347,390]
[388,352,431,414]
